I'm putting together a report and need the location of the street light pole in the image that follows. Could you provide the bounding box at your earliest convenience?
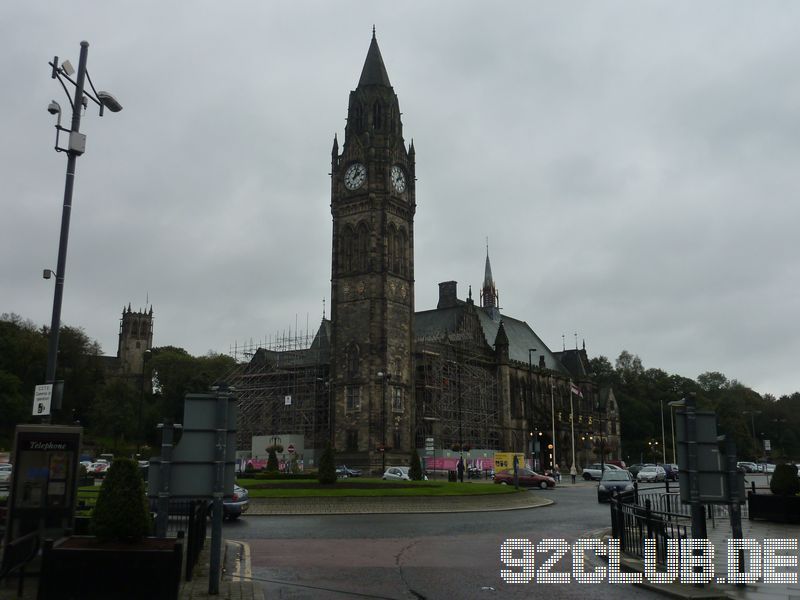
[45,41,121,420]
[528,348,536,468]
[660,398,667,464]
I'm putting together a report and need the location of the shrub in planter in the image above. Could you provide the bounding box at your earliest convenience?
[92,457,151,542]
[266,448,279,472]
[409,448,423,481]
[318,443,337,484]
[770,463,800,496]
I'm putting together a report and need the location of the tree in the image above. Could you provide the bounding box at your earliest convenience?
[615,351,643,384]
[409,447,423,480]
[90,378,139,449]
[149,347,236,423]
[697,371,729,393]
[318,443,337,484]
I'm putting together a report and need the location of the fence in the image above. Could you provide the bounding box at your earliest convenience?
[610,496,689,564]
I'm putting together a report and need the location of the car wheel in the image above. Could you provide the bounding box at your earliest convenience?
[583,473,592,481]
[539,481,548,490]
[500,481,508,485]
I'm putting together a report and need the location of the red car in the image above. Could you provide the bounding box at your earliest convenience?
[493,468,556,489]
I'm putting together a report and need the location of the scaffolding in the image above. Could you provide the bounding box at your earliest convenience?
[414,334,501,451]
[224,328,330,452]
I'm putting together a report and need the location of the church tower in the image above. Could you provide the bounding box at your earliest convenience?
[117,304,153,376]
[329,31,416,471]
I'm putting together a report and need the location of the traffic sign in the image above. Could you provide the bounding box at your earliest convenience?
[287,444,295,454]
[33,384,53,416]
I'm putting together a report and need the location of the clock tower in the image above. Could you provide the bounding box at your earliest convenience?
[329,31,416,471]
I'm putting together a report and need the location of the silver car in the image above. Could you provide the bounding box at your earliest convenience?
[0,464,12,483]
[382,466,411,481]
[637,465,666,482]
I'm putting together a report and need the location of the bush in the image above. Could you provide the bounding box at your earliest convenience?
[770,463,800,496]
[318,443,337,485]
[409,448,423,481]
[92,458,151,542]
[266,448,279,472]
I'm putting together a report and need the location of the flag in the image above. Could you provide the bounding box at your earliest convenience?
[570,382,583,398]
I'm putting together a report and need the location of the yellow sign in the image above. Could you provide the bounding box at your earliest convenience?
[494,452,525,472]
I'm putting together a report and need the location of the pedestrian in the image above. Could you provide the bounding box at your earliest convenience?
[570,464,577,484]
[554,464,561,482]
[457,456,465,483]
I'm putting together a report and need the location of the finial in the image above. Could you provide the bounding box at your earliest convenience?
[322,298,326,320]
[575,332,578,350]
[372,25,376,39]
[562,333,565,351]
[468,285,472,300]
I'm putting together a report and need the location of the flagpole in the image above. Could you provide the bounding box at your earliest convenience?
[569,381,576,476]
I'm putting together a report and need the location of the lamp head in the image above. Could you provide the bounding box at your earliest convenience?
[47,100,61,116]
[97,91,122,113]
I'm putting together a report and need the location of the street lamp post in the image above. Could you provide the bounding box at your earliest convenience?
[528,348,536,467]
[742,411,761,458]
[660,398,667,464]
[44,42,121,420]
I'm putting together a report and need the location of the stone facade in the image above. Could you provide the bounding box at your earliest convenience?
[329,32,416,470]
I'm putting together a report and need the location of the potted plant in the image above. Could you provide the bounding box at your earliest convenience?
[39,458,183,599]
[748,463,800,524]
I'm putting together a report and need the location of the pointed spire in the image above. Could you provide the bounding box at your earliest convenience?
[331,133,338,156]
[409,139,415,156]
[495,320,509,347]
[483,244,494,290]
[358,29,391,87]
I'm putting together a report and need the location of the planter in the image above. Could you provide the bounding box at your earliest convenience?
[39,535,183,599]
[747,492,800,524]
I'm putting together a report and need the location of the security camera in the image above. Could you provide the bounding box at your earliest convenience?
[47,100,61,115]
[61,60,75,77]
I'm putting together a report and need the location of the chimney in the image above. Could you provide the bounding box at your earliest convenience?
[437,281,458,309]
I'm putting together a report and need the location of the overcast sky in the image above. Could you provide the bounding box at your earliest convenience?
[2,2,799,398]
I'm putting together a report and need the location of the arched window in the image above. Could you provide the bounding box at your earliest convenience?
[373,101,382,130]
[346,343,360,378]
[341,225,355,272]
[357,222,369,271]
[398,228,408,276]
[387,223,397,272]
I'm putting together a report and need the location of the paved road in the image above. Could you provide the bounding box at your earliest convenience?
[225,482,664,599]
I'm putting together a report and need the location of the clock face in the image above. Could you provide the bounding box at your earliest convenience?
[391,165,406,193]
[344,163,367,190]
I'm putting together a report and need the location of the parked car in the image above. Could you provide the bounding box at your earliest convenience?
[582,463,616,481]
[659,464,679,481]
[597,470,635,502]
[336,465,362,478]
[627,464,645,478]
[737,461,758,473]
[494,468,555,489]
[88,462,109,477]
[217,484,249,520]
[383,466,411,481]
[0,464,12,483]
[637,465,666,482]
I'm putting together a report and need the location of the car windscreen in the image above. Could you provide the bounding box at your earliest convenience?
[601,472,630,481]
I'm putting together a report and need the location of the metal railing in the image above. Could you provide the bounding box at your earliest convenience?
[610,496,689,564]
